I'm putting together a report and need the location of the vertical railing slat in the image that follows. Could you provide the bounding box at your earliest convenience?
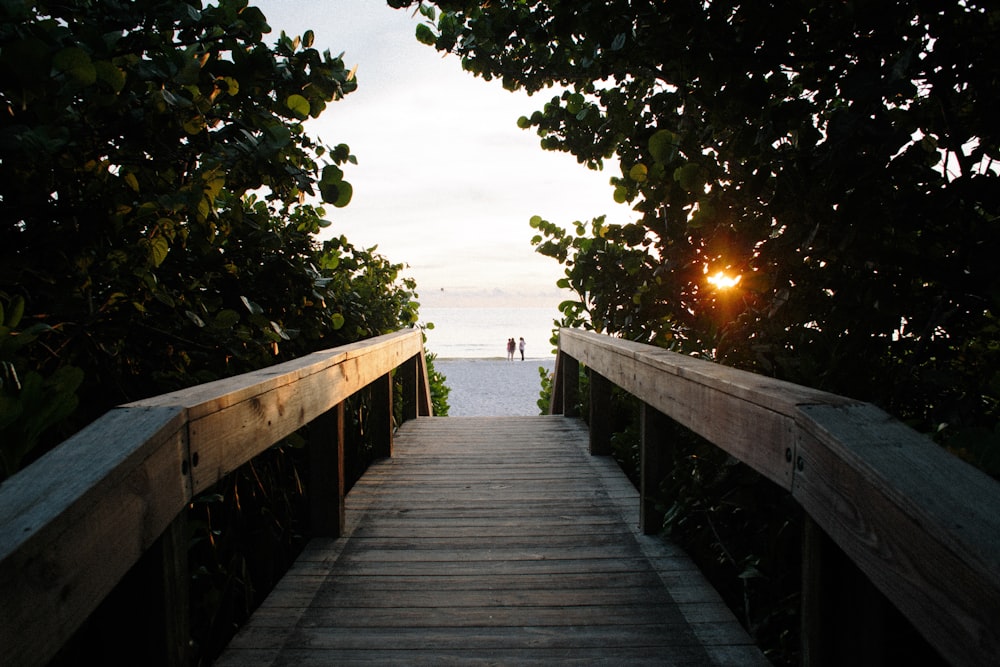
[369,372,394,459]
[561,354,580,418]
[400,354,419,422]
[640,404,671,535]
[588,369,613,455]
[308,402,347,537]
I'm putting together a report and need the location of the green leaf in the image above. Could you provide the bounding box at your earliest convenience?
[330,313,345,330]
[94,61,126,93]
[648,129,678,164]
[219,76,239,95]
[124,172,139,192]
[415,23,436,46]
[286,94,310,119]
[321,164,344,185]
[673,163,703,192]
[628,163,648,182]
[320,180,353,208]
[153,290,175,307]
[240,296,264,316]
[183,115,206,135]
[270,321,290,340]
[212,309,240,329]
[159,88,191,108]
[53,47,96,87]
[138,237,169,267]
[185,310,206,327]
[5,296,24,328]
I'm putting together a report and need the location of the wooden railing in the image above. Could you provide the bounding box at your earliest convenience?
[0,329,432,667]
[551,328,1000,667]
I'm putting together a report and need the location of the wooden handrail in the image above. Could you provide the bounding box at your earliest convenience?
[552,327,1000,667]
[0,329,431,667]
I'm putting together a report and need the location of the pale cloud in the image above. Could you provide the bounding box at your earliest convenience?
[254,0,628,306]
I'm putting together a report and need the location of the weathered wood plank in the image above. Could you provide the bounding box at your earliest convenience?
[127,329,424,493]
[559,330,804,489]
[795,403,1000,666]
[0,406,189,667]
[215,416,766,666]
[0,330,432,667]
[556,328,1000,667]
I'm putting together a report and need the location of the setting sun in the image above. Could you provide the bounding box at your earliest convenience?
[706,271,741,289]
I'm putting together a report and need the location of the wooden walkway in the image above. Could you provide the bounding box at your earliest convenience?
[215,416,768,666]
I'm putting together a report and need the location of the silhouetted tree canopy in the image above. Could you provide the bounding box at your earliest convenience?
[0,0,421,476]
[400,0,1000,474]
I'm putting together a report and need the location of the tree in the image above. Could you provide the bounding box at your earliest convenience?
[398,0,1000,473]
[0,0,424,476]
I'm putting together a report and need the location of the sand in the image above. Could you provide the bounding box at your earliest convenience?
[433,358,556,416]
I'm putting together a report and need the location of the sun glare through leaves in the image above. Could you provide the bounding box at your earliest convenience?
[706,271,741,290]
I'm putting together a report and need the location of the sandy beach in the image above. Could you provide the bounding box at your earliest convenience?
[433,358,556,416]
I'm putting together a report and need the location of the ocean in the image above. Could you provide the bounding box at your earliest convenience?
[420,306,562,359]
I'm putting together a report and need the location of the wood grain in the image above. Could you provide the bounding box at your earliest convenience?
[556,328,1000,666]
[0,406,188,667]
[128,330,424,493]
[216,416,768,666]
[795,403,1000,666]
[0,330,429,667]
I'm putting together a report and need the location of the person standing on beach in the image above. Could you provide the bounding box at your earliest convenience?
[519,337,525,361]
[507,337,515,360]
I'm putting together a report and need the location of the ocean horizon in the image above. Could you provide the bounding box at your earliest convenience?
[420,306,562,360]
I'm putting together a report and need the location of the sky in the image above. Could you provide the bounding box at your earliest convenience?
[254,0,628,308]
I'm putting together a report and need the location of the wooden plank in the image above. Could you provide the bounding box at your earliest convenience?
[215,416,766,665]
[126,329,423,493]
[244,603,695,628]
[559,328,849,413]
[794,403,1000,667]
[220,646,716,666]
[560,329,800,489]
[0,406,189,667]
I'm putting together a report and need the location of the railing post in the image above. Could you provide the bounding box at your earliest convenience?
[417,353,432,417]
[801,516,889,667]
[589,369,613,455]
[400,354,419,423]
[369,372,394,459]
[79,513,191,667]
[155,514,191,667]
[640,403,671,534]
[549,353,564,415]
[561,354,580,418]
[308,402,346,537]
